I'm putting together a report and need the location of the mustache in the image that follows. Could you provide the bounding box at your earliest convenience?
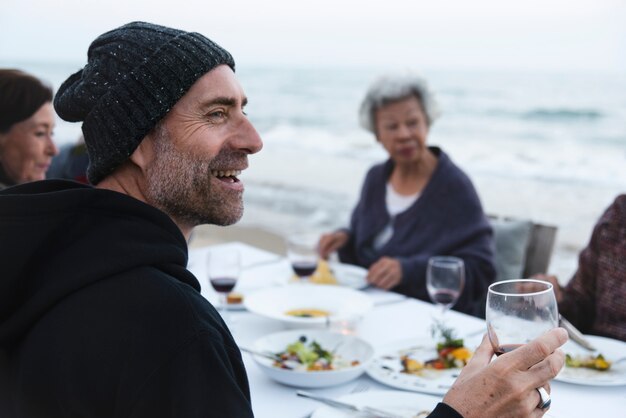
[207,148,248,170]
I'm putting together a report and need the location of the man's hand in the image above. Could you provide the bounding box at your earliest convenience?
[442,328,567,418]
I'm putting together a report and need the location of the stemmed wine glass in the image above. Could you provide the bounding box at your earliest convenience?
[426,256,465,320]
[286,232,319,283]
[206,248,241,324]
[486,279,558,355]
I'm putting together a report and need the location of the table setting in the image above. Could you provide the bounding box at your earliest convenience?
[188,242,626,418]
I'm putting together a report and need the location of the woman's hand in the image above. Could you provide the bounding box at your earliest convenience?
[317,231,349,259]
[442,328,567,418]
[367,256,402,289]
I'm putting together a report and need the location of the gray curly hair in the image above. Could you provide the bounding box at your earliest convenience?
[358,72,441,133]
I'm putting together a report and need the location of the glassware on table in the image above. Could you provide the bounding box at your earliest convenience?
[326,313,363,336]
[206,248,241,324]
[426,256,465,318]
[286,232,320,283]
[486,279,558,355]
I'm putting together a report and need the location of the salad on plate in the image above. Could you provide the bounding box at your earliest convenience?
[272,336,360,371]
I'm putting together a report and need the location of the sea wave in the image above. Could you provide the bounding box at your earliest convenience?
[522,108,604,121]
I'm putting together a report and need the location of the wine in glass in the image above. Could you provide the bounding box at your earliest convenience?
[286,232,319,283]
[206,249,240,324]
[486,279,558,356]
[426,256,465,318]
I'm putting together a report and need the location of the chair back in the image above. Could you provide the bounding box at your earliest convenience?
[523,222,558,277]
[489,215,557,281]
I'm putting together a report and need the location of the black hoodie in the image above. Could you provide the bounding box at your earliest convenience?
[0,180,252,417]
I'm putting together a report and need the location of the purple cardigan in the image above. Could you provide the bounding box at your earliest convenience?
[339,148,496,317]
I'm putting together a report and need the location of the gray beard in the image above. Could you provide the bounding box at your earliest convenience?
[145,124,245,227]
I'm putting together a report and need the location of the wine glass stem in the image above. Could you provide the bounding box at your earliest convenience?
[219,293,230,325]
[440,306,448,323]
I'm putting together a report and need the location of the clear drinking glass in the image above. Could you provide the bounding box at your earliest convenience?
[486,279,558,355]
[426,256,465,318]
[206,248,241,324]
[286,232,319,283]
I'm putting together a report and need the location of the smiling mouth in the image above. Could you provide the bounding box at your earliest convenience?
[211,169,242,183]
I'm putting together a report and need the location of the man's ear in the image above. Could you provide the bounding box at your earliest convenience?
[129,133,156,171]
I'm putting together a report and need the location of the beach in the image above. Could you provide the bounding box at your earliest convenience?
[190,141,623,283]
[4,61,625,281]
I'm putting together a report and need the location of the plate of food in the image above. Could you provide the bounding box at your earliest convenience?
[244,284,373,329]
[247,329,374,388]
[555,334,626,386]
[366,323,475,396]
[310,390,439,418]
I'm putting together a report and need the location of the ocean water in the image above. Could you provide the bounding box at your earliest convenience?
[5,60,626,280]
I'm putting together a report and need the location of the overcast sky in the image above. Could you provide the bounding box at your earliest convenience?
[1,0,625,72]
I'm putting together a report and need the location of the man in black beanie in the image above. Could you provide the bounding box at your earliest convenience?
[0,21,567,418]
[0,22,261,417]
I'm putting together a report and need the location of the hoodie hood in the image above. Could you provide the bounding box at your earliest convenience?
[0,180,190,347]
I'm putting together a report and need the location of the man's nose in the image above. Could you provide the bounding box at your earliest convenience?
[237,117,263,155]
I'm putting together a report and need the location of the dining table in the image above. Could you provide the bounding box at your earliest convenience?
[187,242,625,418]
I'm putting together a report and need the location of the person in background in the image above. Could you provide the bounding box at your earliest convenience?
[46,135,89,184]
[0,69,58,189]
[534,194,626,342]
[318,73,495,317]
[0,22,565,418]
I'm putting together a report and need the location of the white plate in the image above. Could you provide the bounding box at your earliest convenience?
[249,329,374,388]
[366,337,478,396]
[556,334,626,386]
[244,284,373,329]
[329,262,368,289]
[310,389,440,418]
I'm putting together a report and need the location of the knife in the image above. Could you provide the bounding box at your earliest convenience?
[559,314,596,351]
[296,390,404,418]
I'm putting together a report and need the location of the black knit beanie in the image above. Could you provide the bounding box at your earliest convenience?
[53,21,235,185]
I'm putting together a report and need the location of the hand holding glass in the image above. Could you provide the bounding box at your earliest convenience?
[426,256,465,316]
[486,279,558,355]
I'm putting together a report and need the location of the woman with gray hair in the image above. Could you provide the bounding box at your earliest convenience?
[319,73,495,317]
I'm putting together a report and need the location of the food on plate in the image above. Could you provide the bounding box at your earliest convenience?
[272,335,360,371]
[285,308,330,318]
[226,292,243,305]
[310,260,338,285]
[565,353,611,371]
[401,321,472,374]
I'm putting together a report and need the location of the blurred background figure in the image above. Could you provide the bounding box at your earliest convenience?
[534,194,626,342]
[0,69,57,190]
[318,72,495,317]
[47,135,89,184]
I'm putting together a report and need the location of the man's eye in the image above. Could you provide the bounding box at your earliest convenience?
[384,124,398,131]
[207,110,227,119]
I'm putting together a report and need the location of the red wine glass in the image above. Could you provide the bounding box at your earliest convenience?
[486,279,558,356]
[286,232,319,283]
[206,248,240,324]
[426,256,465,321]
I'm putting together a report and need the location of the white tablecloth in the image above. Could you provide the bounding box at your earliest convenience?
[188,242,626,418]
